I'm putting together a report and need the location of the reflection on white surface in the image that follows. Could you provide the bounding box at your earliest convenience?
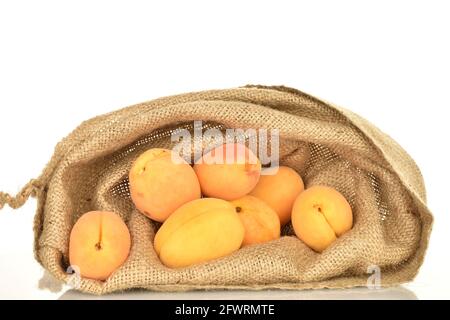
[59,286,416,300]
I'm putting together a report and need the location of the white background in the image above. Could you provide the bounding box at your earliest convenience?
[0,0,449,299]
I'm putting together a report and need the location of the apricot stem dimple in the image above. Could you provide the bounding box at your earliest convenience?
[95,242,102,251]
[313,204,323,214]
[235,206,242,213]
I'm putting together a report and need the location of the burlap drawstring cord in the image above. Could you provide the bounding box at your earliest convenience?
[0,158,57,210]
[0,179,42,210]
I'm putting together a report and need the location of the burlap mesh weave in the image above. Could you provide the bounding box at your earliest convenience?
[0,85,433,295]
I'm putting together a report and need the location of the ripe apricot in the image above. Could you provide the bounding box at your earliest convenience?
[193,143,261,200]
[249,166,304,226]
[129,148,201,222]
[69,211,131,281]
[231,195,280,246]
[154,198,244,268]
[291,185,353,252]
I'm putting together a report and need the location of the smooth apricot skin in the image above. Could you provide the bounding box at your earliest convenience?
[291,185,353,252]
[193,143,261,201]
[231,195,280,246]
[154,198,245,268]
[69,211,131,281]
[249,166,304,226]
[129,148,201,222]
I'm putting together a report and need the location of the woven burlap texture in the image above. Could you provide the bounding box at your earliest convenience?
[0,85,433,295]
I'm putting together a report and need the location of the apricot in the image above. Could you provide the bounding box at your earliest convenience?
[231,195,280,246]
[129,148,201,222]
[249,166,304,226]
[193,143,261,200]
[69,211,131,281]
[291,185,353,252]
[154,198,244,268]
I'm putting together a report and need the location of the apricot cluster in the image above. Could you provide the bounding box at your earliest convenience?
[69,142,354,281]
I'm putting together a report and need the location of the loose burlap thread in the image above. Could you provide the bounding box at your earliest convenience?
[0,85,433,295]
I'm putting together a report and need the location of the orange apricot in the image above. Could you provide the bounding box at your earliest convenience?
[249,166,304,225]
[154,198,244,268]
[193,143,261,200]
[231,195,280,246]
[129,148,201,222]
[69,211,131,281]
[291,185,353,252]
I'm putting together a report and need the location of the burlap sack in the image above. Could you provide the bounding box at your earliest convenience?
[0,85,433,295]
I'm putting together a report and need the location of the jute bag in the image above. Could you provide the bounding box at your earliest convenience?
[0,85,433,294]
